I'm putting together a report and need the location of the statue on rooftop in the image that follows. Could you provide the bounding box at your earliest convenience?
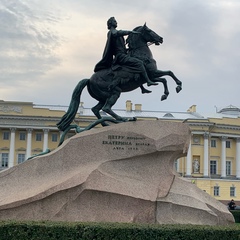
[57,17,182,134]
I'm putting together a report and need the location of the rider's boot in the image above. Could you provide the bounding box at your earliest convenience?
[140,85,152,94]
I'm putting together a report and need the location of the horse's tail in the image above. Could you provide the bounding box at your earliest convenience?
[57,79,89,131]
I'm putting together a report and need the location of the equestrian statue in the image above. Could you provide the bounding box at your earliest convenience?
[57,17,182,141]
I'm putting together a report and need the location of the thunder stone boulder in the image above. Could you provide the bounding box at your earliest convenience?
[0,120,234,225]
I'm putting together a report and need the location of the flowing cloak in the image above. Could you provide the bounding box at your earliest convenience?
[94,31,114,72]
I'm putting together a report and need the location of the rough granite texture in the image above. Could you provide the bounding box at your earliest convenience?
[0,120,234,225]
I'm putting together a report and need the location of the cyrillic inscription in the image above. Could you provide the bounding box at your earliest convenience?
[102,134,151,151]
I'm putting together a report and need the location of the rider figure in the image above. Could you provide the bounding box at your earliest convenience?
[94,17,158,91]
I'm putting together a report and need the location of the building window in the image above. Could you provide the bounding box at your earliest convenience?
[210,160,217,174]
[226,140,231,148]
[1,153,9,167]
[230,187,236,197]
[36,133,42,141]
[17,154,25,164]
[3,132,9,140]
[214,186,220,196]
[52,133,58,142]
[226,161,231,176]
[19,132,26,141]
[211,139,216,148]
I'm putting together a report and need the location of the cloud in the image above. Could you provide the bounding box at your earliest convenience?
[0,0,239,115]
[0,0,63,84]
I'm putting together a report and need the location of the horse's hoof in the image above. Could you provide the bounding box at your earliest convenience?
[129,117,137,122]
[120,117,136,122]
[176,85,182,93]
[76,126,81,133]
[161,94,168,101]
[101,122,109,127]
[123,117,131,122]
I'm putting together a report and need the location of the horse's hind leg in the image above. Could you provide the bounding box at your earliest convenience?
[92,101,104,119]
[92,102,108,126]
[102,88,124,121]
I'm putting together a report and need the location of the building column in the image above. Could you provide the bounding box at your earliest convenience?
[26,129,33,159]
[203,132,209,177]
[236,138,240,178]
[186,138,192,176]
[221,136,227,178]
[43,129,49,151]
[9,128,16,168]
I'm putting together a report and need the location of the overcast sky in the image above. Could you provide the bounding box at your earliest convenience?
[0,0,239,114]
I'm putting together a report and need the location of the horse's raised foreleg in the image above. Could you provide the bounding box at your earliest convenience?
[154,70,182,93]
[153,77,169,101]
[91,102,109,126]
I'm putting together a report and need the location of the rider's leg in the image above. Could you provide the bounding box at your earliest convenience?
[141,70,158,86]
[123,56,158,86]
[133,59,158,86]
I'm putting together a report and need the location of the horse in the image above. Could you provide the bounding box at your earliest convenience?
[57,23,182,132]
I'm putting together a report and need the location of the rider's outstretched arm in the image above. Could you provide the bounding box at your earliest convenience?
[114,30,137,37]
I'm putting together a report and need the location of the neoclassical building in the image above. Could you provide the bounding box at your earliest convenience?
[0,100,92,169]
[179,105,240,204]
[0,99,240,203]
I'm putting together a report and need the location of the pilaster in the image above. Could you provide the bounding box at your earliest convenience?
[43,129,49,151]
[26,129,33,159]
[221,136,227,178]
[203,132,209,177]
[9,128,16,168]
[236,138,240,178]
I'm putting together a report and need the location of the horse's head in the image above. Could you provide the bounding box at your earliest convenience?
[140,23,163,45]
[127,23,163,49]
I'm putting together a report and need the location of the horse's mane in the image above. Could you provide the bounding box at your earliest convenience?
[126,26,142,50]
[132,26,142,31]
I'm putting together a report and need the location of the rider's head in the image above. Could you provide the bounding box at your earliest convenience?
[107,17,117,29]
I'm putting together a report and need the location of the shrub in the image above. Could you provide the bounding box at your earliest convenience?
[0,221,240,240]
[230,210,240,223]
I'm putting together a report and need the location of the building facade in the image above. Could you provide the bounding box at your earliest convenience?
[1,99,240,204]
[0,100,91,169]
[177,106,240,204]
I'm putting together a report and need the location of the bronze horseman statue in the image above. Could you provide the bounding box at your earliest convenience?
[57,17,182,135]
